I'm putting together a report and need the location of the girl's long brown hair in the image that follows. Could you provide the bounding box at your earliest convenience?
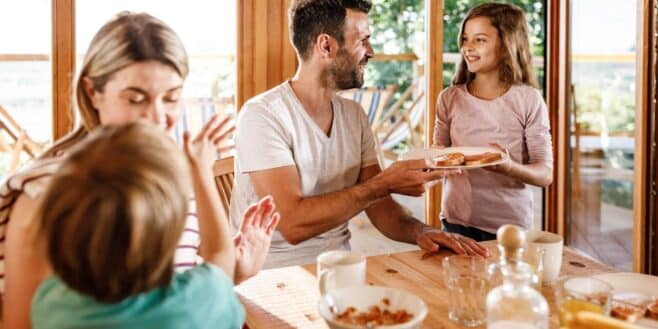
[40,12,188,158]
[452,3,537,88]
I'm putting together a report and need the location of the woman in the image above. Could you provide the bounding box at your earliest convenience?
[2,12,276,328]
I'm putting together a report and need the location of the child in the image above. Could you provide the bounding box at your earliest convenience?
[30,122,279,328]
[434,3,553,241]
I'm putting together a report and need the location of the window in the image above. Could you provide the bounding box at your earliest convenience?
[0,0,53,175]
[76,1,237,139]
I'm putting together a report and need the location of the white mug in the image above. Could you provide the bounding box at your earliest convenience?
[526,230,564,283]
[317,250,366,295]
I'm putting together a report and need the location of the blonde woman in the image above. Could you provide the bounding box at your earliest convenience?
[1,12,277,328]
[434,3,553,240]
[30,122,273,328]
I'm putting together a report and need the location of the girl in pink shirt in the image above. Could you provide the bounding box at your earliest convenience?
[434,3,553,240]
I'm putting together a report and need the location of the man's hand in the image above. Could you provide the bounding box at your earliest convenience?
[416,226,489,257]
[234,196,280,284]
[369,159,461,197]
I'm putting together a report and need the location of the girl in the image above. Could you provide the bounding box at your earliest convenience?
[30,122,278,328]
[434,3,553,241]
[2,12,275,328]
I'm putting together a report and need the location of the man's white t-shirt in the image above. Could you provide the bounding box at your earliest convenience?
[230,81,379,268]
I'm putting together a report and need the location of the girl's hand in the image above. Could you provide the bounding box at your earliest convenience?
[485,143,513,174]
[182,114,235,172]
[234,196,280,284]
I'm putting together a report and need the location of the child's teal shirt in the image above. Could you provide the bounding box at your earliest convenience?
[31,263,245,329]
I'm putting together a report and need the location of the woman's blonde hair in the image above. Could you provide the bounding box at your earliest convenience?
[36,122,190,302]
[452,3,537,88]
[41,12,188,158]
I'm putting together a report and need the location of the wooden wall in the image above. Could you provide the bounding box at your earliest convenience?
[237,0,297,109]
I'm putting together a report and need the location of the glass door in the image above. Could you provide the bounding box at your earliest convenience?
[567,0,637,270]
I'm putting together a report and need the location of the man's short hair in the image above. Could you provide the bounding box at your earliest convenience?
[289,0,372,61]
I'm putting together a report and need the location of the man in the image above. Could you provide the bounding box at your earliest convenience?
[230,0,487,268]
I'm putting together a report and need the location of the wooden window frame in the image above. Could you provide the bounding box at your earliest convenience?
[631,0,652,274]
[52,0,75,140]
[545,0,570,237]
[425,0,444,227]
[652,0,658,275]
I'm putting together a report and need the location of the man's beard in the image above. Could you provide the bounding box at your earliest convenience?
[322,47,366,90]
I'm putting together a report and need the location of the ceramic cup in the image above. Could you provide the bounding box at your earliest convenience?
[317,250,366,295]
[526,230,564,284]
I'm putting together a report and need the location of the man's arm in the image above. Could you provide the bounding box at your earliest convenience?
[248,159,447,245]
[359,164,489,257]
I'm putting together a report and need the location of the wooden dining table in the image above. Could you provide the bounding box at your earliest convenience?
[235,241,617,329]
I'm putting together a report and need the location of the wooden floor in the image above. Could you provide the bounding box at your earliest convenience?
[568,168,633,270]
[348,194,423,256]
[348,216,420,256]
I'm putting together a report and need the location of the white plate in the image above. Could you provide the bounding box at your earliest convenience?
[591,272,658,328]
[399,146,507,169]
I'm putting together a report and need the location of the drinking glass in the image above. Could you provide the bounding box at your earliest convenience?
[555,276,613,326]
[442,255,488,327]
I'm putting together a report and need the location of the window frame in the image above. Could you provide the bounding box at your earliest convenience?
[48,0,655,273]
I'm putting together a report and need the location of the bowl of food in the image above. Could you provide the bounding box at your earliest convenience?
[318,286,427,329]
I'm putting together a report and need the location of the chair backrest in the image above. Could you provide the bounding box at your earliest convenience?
[212,156,235,215]
[377,82,426,151]
[0,105,43,158]
[338,84,397,128]
[174,97,219,144]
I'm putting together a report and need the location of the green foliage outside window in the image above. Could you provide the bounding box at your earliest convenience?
[366,0,425,93]
[442,0,545,88]
[366,0,546,91]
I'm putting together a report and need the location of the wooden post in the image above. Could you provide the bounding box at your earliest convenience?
[633,0,653,274]
[236,0,297,111]
[425,0,444,227]
[545,0,570,237]
[51,0,75,140]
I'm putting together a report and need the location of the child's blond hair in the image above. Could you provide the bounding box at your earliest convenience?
[452,2,537,88]
[37,122,190,302]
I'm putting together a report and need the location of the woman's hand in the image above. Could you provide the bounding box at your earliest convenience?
[182,114,235,172]
[234,196,280,284]
[484,143,513,174]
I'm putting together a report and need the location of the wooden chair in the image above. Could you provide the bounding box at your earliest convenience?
[212,156,235,215]
[338,85,398,167]
[174,97,232,144]
[374,81,426,161]
[0,105,47,174]
[338,84,397,129]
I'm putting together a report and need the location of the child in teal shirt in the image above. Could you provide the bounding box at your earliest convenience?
[30,121,279,328]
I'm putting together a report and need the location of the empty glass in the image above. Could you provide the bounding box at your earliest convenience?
[443,255,489,327]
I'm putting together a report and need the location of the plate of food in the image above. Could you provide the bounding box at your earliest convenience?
[591,272,658,328]
[399,146,508,169]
